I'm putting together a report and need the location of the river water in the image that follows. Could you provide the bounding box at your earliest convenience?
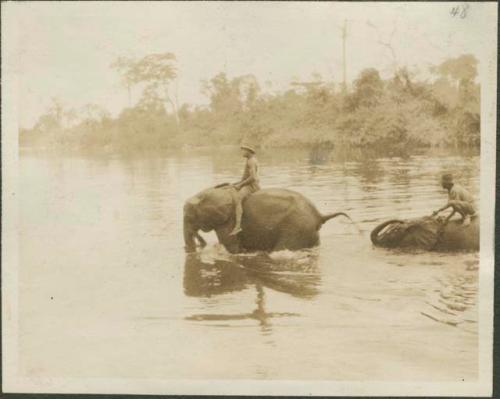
[19,147,479,381]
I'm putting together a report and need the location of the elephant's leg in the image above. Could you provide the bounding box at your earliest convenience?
[194,232,207,248]
[215,223,241,254]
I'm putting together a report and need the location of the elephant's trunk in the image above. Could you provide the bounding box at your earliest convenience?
[370,219,404,247]
[183,216,197,253]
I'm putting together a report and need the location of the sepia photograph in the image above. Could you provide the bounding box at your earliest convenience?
[1,1,497,396]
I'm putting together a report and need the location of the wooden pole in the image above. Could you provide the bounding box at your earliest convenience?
[341,20,347,92]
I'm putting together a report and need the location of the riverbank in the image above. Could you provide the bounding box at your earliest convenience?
[20,142,480,165]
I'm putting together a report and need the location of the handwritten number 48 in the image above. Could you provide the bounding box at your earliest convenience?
[450,4,469,19]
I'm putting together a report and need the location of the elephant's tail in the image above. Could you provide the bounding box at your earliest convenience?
[320,212,352,225]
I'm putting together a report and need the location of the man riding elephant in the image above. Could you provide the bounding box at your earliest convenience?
[229,144,261,236]
[432,173,476,226]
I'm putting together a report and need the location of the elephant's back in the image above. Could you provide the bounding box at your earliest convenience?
[252,188,301,197]
[243,189,321,230]
[246,188,321,216]
[249,188,318,206]
[439,216,479,251]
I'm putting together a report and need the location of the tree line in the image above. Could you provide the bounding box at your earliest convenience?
[20,53,480,153]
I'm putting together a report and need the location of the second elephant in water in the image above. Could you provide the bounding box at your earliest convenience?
[370,215,479,251]
[183,186,350,253]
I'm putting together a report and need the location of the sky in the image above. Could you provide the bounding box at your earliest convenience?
[4,1,493,128]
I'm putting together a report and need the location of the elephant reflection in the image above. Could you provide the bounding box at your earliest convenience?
[183,252,321,299]
[183,255,248,297]
[183,252,321,330]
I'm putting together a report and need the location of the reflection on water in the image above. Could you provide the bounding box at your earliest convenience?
[183,249,321,332]
[18,146,479,381]
[184,249,321,300]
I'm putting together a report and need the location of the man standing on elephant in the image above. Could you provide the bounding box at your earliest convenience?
[432,173,476,226]
[229,144,260,236]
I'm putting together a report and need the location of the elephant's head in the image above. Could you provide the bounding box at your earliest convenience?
[371,217,441,250]
[370,219,406,248]
[183,186,235,252]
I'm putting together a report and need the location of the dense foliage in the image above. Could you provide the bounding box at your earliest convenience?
[20,54,480,152]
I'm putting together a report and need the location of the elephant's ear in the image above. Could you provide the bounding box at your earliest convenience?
[403,219,441,250]
[196,187,235,229]
[184,196,202,221]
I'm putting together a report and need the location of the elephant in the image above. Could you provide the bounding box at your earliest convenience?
[183,185,350,254]
[370,215,479,251]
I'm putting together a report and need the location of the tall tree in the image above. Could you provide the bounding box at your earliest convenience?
[111,53,180,128]
[432,54,479,111]
[350,68,384,109]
